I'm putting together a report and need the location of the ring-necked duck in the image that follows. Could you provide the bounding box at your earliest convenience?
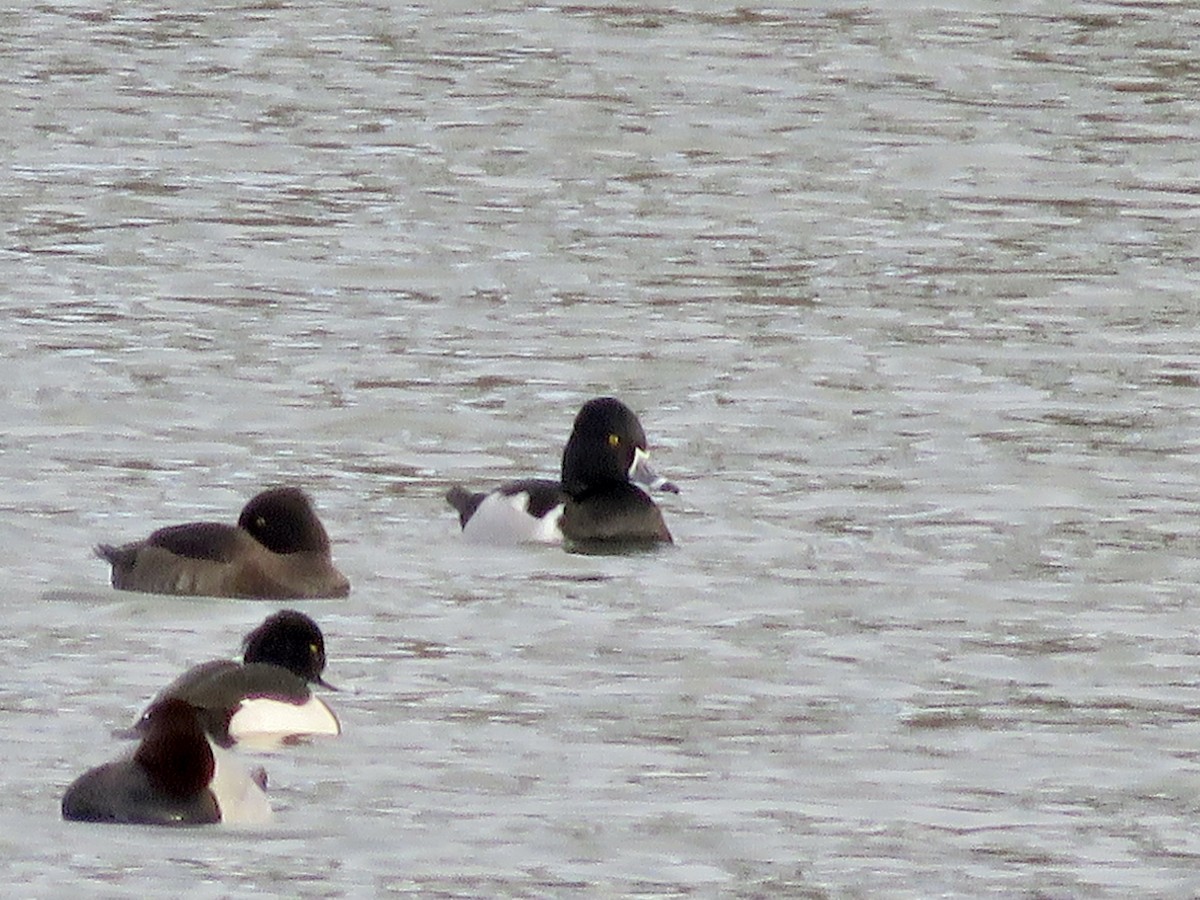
[446,397,678,548]
[96,487,350,599]
[126,610,340,749]
[63,698,272,826]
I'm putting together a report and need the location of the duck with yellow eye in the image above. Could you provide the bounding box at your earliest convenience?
[121,610,341,751]
[559,397,678,549]
[446,397,679,549]
[95,487,350,599]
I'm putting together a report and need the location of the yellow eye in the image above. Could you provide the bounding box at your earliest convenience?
[608,433,620,448]
[309,643,319,655]
[256,516,267,528]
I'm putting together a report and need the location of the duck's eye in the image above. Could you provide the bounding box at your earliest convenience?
[310,643,319,656]
[608,433,620,448]
[256,516,267,529]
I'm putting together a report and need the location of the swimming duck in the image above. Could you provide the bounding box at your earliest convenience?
[96,487,350,599]
[446,397,678,547]
[63,698,272,826]
[127,610,340,749]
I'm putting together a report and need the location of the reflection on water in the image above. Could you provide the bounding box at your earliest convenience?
[3,1,1200,895]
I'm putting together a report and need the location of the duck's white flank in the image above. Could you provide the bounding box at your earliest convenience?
[229,695,341,745]
[208,741,272,825]
[461,491,564,545]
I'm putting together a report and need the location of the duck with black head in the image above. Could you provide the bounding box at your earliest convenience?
[95,487,350,599]
[125,610,340,749]
[446,397,678,549]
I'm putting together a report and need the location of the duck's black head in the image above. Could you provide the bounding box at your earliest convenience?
[241,609,333,688]
[238,487,331,555]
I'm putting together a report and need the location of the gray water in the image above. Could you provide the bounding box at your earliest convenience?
[2,1,1200,896]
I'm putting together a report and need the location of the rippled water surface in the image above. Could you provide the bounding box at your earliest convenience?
[4,1,1200,895]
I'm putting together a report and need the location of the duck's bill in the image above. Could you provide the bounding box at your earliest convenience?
[110,724,143,741]
[314,675,339,692]
[629,447,680,494]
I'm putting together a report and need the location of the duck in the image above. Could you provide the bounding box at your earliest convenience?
[96,487,350,599]
[126,610,340,749]
[446,397,678,548]
[62,698,272,826]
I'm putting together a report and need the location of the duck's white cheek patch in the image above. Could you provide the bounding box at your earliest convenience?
[209,742,272,825]
[462,492,564,545]
[229,696,342,746]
